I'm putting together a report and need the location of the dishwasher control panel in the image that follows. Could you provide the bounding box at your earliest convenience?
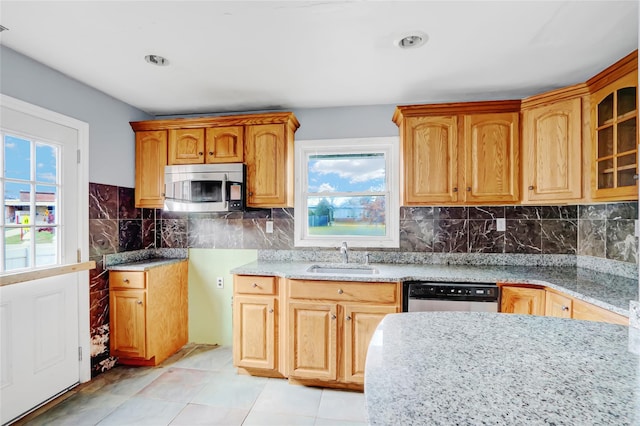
[402,281,499,311]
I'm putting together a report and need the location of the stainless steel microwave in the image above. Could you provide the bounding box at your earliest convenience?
[164,163,245,212]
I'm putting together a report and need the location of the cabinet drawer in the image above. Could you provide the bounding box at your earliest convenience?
[110,271,146,289]
[235,275,277,295]
[288,280,398,304]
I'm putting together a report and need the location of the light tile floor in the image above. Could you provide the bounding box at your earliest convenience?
[16,345,368,426]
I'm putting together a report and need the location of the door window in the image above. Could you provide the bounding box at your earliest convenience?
[2,133,60,272]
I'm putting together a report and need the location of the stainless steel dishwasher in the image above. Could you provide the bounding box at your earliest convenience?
[402,281,500,312]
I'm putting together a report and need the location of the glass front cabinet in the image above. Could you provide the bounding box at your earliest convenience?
[592,70,638,200]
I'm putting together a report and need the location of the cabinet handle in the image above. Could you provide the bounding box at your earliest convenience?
[528,185,535,190]
[346,315,352,321]
[269,308,274,313]
[123,278,130,283]
[561,305,569,311]
[337,289,343,294]
[453,187,458,193]
[466,187,471,192]
[331,314,336,320]
[137,300,142,305]
[249,192,253,196]
[209,151,214,156]
[198,152,203,156]
[252,283,258,288]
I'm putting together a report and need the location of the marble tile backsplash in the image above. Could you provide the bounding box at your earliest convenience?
[87,182,638,374]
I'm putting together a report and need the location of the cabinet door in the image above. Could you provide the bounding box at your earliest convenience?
[110,289,146,359]
[500,286,545,315]
[402,116,459,204]
[205,126,243,163]
[591,70,638,200]
[342,304,396,384]
[572,299,628,325]
[168,128,205,164]
[522,98,582,202]
[135,130,167,209]
[288,301,337,381]
[245,124,288,207]
[233,295,276,370]
[463,113,519,203]
[545,291,572,318]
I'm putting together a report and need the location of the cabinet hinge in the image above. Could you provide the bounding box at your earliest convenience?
[78,346,82,361]
[77,149,81,164]
[77,249,81,263]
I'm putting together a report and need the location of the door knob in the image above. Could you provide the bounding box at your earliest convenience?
[453,187,458,193]
[268,309,274,313]
[346,316,352,321]
[123,278,130,283]
[198,152,203,155]
[331,314,337,320]
[209,151,214,156]
[466,187,471,192]
[338,289,343,294]
[528,185,535,190]
[252,283,258,288]
[137,300,142,305]
[561,305,569,311]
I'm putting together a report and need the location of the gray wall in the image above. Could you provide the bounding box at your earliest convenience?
[0,46,153,188]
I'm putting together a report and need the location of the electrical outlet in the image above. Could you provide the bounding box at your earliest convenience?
[496,218,506,232]
[216,277,224,288]
[266,220,274,233]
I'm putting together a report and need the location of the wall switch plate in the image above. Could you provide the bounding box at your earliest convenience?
[216,277,224,288]
[266,220,274,233]
[496,218,506,232]
[635,220,639,237]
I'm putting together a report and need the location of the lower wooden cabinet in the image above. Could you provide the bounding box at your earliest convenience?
[232,275,279,374]
[545,291,573,319]
[232,275,400,389]
[500,286,546,315]
[499,283,628,325]
[109,260,188,366]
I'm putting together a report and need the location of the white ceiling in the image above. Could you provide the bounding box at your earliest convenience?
[1,1,638,116]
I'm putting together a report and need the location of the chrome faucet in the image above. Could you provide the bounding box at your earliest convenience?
[340,241,348,264]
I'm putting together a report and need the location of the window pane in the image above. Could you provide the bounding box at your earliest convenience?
[5,227,30,271]
[35,185,57,226]
[35,227,57,267]
[35,142,58,183]
[597,126,613,158]
[617,87,637,117]
[5,181,31,224]
[4,135,31,180]
[307,195,386,236]
[597,93,614,126]
[308,153,385,193]
[617,117,637,153]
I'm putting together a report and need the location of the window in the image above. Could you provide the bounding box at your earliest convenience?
[294,137,399,248]
[1,133,61,272]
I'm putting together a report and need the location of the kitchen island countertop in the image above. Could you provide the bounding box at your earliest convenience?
[365,312,640,425]
[230,261,638,316]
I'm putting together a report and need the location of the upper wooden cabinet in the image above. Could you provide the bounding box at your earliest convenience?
[588,51,638,201]
[245,122,297,208]
[131,112,299,208]
[168,126,244,165]
[135,130,167,209]
[168,128,205,164]
[521,91,584,202]
[400,115,459,203]
[393,101,520,205]
[205,126,244,163]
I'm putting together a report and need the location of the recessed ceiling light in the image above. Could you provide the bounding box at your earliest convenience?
[395,32,428,49]
[144,54,169,66]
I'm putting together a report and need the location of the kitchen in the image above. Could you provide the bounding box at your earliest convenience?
[1,1,639,425]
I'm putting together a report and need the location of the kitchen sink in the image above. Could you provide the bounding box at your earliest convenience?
[306,264,379,275]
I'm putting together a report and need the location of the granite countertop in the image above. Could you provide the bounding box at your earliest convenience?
[230,261,638,316]
[365,312,640,426]
[107,257,186,272]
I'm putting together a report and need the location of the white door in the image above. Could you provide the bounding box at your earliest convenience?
[0,95,89,424]
[1,275,79,423]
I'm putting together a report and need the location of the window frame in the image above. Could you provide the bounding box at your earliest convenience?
[294,136,399,248]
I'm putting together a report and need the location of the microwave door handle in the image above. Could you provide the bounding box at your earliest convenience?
[222,174,228,209]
